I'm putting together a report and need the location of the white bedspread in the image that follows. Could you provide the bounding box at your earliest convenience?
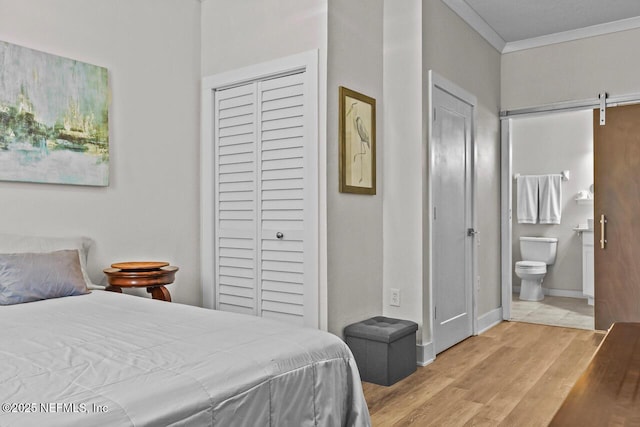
[0,291,370,426]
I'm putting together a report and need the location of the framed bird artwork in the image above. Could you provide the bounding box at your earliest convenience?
[339,86,376,195]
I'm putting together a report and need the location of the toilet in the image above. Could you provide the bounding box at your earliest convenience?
[515,237,558,301]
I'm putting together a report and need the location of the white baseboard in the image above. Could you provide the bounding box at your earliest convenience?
[478,307,503,334]
[513,285,586,300]
[416,341,435,366]
[545,288,587,299]
[417,309,502,366]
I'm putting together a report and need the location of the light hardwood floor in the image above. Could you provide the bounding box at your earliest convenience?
[363,321,603,426]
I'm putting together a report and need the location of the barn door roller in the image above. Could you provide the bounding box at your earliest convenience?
[599,92,608,126]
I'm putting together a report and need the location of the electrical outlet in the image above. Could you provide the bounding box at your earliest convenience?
[390,288,400,307]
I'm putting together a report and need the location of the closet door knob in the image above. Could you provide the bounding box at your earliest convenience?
[276,232,284,240]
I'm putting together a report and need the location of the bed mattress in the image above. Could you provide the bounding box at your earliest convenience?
[0,291,370,426]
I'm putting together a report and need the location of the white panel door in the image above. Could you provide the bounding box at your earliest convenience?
[432,85,474,354]
[214,72,316,327]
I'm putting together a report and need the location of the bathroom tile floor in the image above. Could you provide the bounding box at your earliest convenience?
[511,294,594,330]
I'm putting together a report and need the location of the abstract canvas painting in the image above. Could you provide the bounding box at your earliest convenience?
[0,41,109,186]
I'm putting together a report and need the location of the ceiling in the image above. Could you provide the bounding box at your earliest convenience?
[442,0,640,53]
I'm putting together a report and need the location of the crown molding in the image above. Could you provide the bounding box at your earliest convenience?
[503,15,640,53]
[441,0,506,53]
[442,0,640,54]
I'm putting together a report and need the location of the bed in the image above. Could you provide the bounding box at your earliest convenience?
[0,235,370,426]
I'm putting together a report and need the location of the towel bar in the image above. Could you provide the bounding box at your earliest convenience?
[513,171,570,181]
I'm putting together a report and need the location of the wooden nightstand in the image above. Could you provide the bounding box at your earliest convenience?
[104,262,178,302]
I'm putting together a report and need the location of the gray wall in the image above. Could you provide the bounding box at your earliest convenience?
[201,0,385,337]
[0,0,202,306]
[1,1,506,343]
[422,0,502,342]
[502,27,640,110]
[382,0,424,333]
[501,21,640,299]
[511,110,593,294]
[200,0,328,77]
[200,0,330,328]
[327,0,384,337]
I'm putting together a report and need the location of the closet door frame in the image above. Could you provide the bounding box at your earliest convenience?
[201,50,322,328]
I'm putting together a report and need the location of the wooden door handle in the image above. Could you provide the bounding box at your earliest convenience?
[600,214,607,249]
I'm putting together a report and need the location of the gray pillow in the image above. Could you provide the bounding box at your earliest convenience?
[0,233,98,289]
[0,250,90,305]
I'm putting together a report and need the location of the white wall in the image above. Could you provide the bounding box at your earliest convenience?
[423,1,502,342]
[0,0,202,305]
[502,28,640,110]
[327,0,384,337]
[511,110,593,293]
[382,0,423,333]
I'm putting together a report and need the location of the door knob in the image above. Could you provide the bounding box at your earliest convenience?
[276,232,284,239]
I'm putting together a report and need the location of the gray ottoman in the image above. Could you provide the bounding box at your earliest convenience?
[344,316,418,386]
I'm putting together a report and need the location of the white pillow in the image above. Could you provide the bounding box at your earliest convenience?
[0,233,99,290]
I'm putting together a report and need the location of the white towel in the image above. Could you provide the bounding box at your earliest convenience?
[538,175,562,224]
[517,175,539,224]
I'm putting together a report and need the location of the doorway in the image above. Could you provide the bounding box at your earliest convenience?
[429,71,477,354]
[509,111,594,330]
[503,110,594,330]
[502,96,640,331]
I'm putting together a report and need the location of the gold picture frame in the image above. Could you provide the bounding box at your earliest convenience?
[339,86,376,194]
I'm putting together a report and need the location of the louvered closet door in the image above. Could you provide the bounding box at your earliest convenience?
[214,83,258,315]
[214,72,316,327]
[259,73,307,325]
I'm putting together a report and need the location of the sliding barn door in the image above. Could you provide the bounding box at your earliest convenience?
[593,104,640,330]
[213,72,317,327]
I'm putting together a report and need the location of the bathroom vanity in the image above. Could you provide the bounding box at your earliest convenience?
[581,230,594,305]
